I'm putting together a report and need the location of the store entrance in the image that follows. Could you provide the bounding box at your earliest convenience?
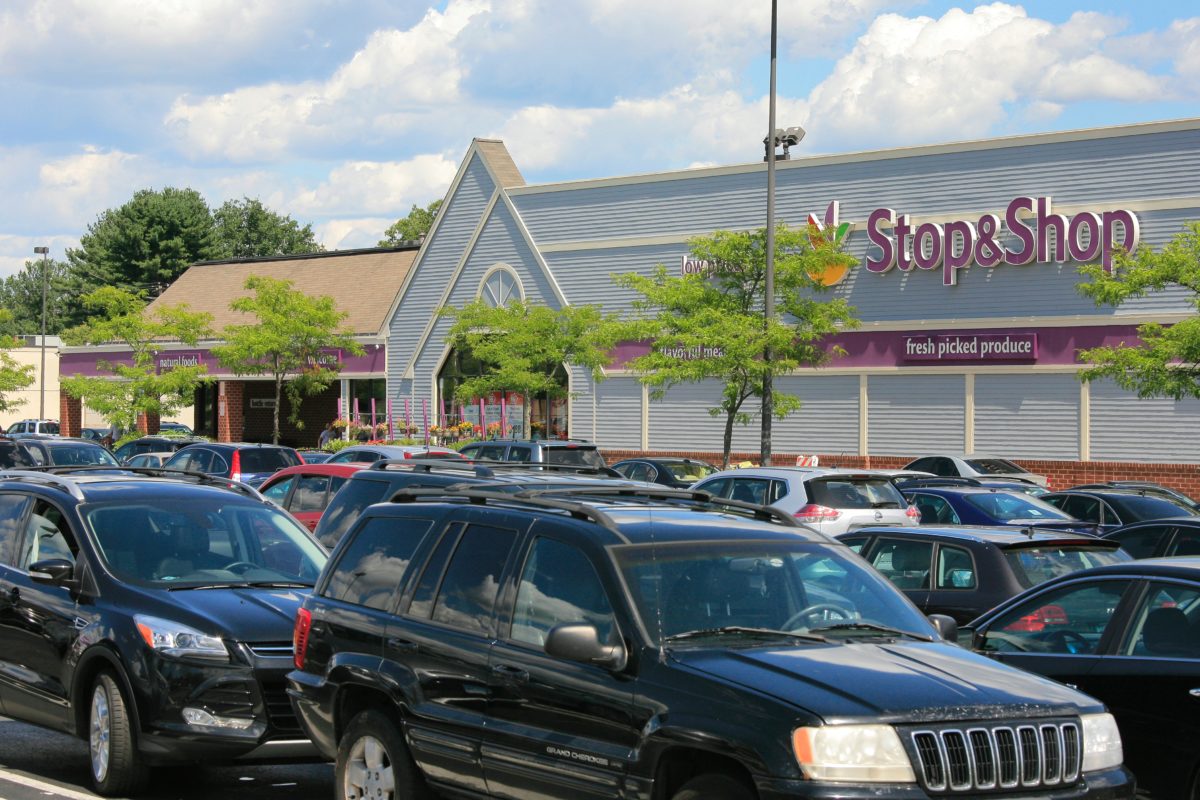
[436,348,569,439]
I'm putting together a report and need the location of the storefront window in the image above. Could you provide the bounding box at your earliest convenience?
[348,379,386,426]
[437,348,569,439]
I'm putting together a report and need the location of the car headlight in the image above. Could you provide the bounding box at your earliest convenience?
[1080,713,1123,772]
[793,725,916,782]
[134,615,229,661]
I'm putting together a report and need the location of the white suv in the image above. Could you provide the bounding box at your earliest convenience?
[5,419,60,437]
[692,467,920,535]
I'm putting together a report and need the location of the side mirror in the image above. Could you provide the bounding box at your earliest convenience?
[29,558,77,588]
[544,623,627,671]
[927,613,958,643]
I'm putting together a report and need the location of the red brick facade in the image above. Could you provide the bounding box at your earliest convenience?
[135,411,160,435]
[60,394,82,438]
[600,449,1200,495]
[217,381,245,443]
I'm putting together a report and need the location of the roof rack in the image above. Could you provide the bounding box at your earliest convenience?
[12,465,266,501]
[0,469,87,500]
[510,485,803,527]
[390,486,622,534]
[895,477,984,489]
[368,458,624,478]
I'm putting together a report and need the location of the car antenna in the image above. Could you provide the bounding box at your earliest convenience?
[1023,526,1035,539]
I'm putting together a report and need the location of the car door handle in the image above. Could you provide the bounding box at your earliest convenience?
[491,664,529,683]
[8,586,19,605]
[386,637,419,654]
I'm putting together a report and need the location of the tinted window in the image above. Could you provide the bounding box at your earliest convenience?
[428,524,517,633]
[1107,525,1170,559]
[1001,546,1131,590]
[981,580,1132,654]
[616,463,653,482]
[239,448,299,473]
[663,462,717,483]
[511,537,614,646]
[870,539,933,589]
[324,516,433,610]
[544,446,606,469]
[314,478,394,548]
[964,458,1026,474]
[910,493,960,524]
[18,501,75,569]
[473,444,507,461]
[1121,581,1200,657]
[695,477,731,498]
[1105,494,1197,522]
[0,494,34,565]
[506,446,532,461]
[729,478,772,505]
[47,444,118,466]
[964,492,1072,521]
[1171,528,1200,556]
[0,443,33,469]
[262,476,295,504]
[935,545,975,589]
[292,475,331,513]
[808,478,905,509]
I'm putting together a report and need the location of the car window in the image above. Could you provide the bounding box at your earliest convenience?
[906,457,936,473]
[664,462,717,483]
[1170,528,1200,556]
[980,580,1132,654]
[314,478,393,547]
[0,443,33,469]
[473,444,507,461]
[808,478,905,509]
[728,478,771,505]
[931,458,957,477]
[1107,494,1198,522]
[458,444,481,459]
[869,539,933,589]
[910,493,961,524]
[292,475,331,513]
[239,448,299,473]
[189,449,217,473]
[420,524,517,633]
[695,477,731,498]
[1001,546,1130,590]
[0,493,34,566]
[965,458,1026,474]
[770,480,790,502]
[261,476,295,504]
[1106,525,1169,559]
[964,492,1071,522]
[18,501,76,570]
[510,537,614,647]
[22,444,47,466]
[323,516,434,611]
[544,446,606,469]
[506,446,532,462]
[1120,581,1200,657]
[47,444,118,466]
[935,545,975,589]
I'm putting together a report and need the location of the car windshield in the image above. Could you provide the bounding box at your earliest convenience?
[808,477,906,509]
[545,446,607,469]
[48,445,119,466]
[1105,494,1199,521]
[664,462,718,482]
[1002,545,1132,590]
[963,492,1073,521]
[239,448,301,473]
[964,458,1026,474]
[614,539,931,644]
[85,497,327,588]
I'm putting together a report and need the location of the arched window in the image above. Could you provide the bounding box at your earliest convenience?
[480,265,522,307]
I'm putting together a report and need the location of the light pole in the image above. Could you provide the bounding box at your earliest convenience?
[33,246,49,420]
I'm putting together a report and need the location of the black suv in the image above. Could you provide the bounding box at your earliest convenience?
[162,442,302,487]
[0,467,328,795]
[289,485,1134,800]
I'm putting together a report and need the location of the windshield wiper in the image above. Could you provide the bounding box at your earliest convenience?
[807,622,932,641]
[167,581,313,591]
[664,626,827,644]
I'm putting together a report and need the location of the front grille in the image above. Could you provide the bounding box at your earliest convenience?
[909,719,1081,794]
[196,680,256,720]
[260,679,302,736]
[246,641,294,659]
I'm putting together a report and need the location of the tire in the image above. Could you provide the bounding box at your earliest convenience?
[672,773,756,800]
[89,671,149,796]
[336,710,430,800]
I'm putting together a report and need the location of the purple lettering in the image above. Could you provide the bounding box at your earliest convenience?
[943,220,976,286]
[1005,196,1036,266]
[895,214,913,272]
[1067,212,1101,262]
[913,222,944,271]
[1101,210,1140,273]
[865,208,896,273]
[975,213,1004,267]
[1035,196,1067,263]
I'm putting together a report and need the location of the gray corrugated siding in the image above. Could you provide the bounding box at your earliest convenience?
[868,375,965,456]
[1090,380,1200,463]
[975,374,1080,458]
[771,375,860,456]
[594,378,642,449]
[388,155,495,400]
[648,380,762,453]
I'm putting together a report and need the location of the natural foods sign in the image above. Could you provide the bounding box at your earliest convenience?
[865,196,1139,286]
[903,333,1037,362]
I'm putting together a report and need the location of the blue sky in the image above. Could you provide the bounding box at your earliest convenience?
[1,0,1196,278]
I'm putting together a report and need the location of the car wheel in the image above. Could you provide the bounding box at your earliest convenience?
[337,710,430,800]
[89,671,149,796]
[671,773,755,800]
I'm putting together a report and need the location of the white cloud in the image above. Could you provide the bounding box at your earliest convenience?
[288,153,459,217]
[38,147,148,223]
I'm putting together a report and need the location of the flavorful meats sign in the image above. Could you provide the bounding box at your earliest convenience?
[904,333,1037,362]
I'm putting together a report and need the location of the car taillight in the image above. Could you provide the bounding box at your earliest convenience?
[294,607,312,670]
[230,450,242,483]
[1003,604,1067,633]
[905,504,921,521]
[795,504,841,523]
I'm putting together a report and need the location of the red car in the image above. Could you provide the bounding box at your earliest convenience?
[259,462,364,532]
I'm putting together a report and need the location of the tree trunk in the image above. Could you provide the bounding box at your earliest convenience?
[523,392,532,438]
[722,410,735,469]
[273,374,283,445]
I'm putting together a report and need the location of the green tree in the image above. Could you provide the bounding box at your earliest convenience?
[67,187,220,296]
[439,300,615,435]
[212,276,364,444]
[213,197,324,259]
[611,224,859,467]
[0,257,78,336]
[60,287,214,431]
[1077,221,1200,398]
[0,310,36,413]
[379,199,442,247]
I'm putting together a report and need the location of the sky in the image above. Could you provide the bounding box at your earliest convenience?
[1,0,1197,279]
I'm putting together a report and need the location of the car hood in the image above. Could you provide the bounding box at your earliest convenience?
[670,639,1096,722]
[166,586,308,642]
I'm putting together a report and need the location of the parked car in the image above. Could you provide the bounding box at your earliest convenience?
[1070,480,1200,512]
[692,466,920,535]
[161,442,303,487]
[260,463,365,532]
[124,451,178,468]
[289,483,1133,800]
[903,454,1049,487]
[1101,517,1200,559]
[311,459,646,549]
[902,484,1096,533]
[158,421,194,435]
[961,557,1200,800]
[0,467,327,795]
[296,449,334,464]
[838,525,1130,624]
[16,436,121,467]
[458,437,608,468]
[611,457,719,487]
[112,436,207,465]
[5,418,60,438]
[896,475,1048,496]
[0,436,36,468]
[1040,487,1200,532]
[79,427,113,445]
[325,443,462,464]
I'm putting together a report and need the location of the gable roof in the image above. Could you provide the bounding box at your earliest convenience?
[148,246,419,338]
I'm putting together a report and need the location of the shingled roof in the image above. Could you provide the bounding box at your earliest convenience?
[147,246,419,338]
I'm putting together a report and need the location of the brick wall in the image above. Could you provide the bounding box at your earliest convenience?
[135,411,160,435]
[59,394,82,438]
[240,382,339,448]
[217,381,244,443]
[600,448,1200,495]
